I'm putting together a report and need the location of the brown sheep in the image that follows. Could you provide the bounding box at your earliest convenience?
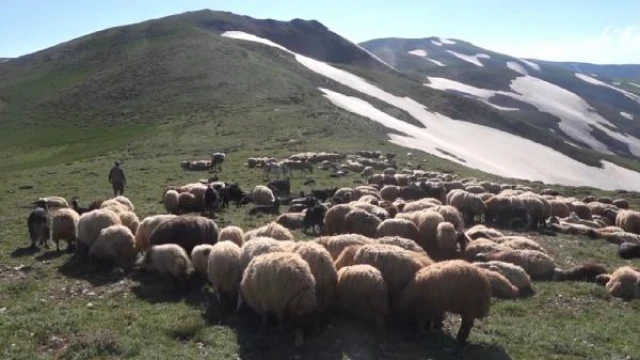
[336,265,388,328]
[615,210,640,234]
[344,208,382,237]
[148,215,219,255]
[317,234,373,260]
[475,249,556,280]
[375,218,420,242]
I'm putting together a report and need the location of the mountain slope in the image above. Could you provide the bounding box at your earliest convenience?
[538,61,640,81]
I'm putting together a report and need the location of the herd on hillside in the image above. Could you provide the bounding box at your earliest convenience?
[25,150,640,346]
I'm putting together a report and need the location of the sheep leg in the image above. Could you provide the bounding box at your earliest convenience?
[456,317,474,344]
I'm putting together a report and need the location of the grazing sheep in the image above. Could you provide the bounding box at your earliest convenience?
[447,190,486,226]
[134,214,176,251]
[475,250,556,280]
[51,208,79,252]
[148,216,219,255]
[549,200,571,218]
[376,236,426,254]
[302,205,326,234]
[240,237,288,272]
[100,199,129,214]
[240,252,316,347]
[248,198,281,216]
[600,266,640,300]
[477,268,519,299]
[191,244,215,278]
[375,218,419,242]
[276,213,305,230]
[552,263,607,282]
[336,265,388,328]
[177,192,197,214]
[207,241,243,304]
[244,222,294,242]
[89,225,137,268]
[317,234,373,260]
[113,196,134,211]
[163,190,179,214]
[415,210,445,255]
[615,210,640,234]
[344,208,382,238]
[145,244,194,286]
[323,204,353,235]
[396,260,491,343]
[473,261,534,296]
[402,198,440,213]
[465,224,504,240]
[37,196,69,209]
[76,209,122,253]
[349,201,388,220]
[380,185,400,202]
[435,222,459,260]
[618,242,640,259]
[292,242,338,313]
[597,197,613,205]
[613,199,629,209]
[27,200,50,249]
[219,226,244,247]
[433,205,464,231]
[570,201,592,220]
[118,211,140,235]
[252,185,276,206]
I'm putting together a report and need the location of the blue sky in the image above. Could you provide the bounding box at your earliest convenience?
[1,0,639,63]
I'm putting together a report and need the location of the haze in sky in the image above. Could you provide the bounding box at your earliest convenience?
[1,0,639,64]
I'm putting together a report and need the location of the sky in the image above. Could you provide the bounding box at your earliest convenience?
[1,0,639,64]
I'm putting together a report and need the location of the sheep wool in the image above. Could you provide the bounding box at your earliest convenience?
[336,265,388,328]
[604,266,640,300]
[240,252,316,346]
[51,208,80,251]
[417,210,445,255]
[244,222,294,242]
[317,234,373,260]
[134,214,176,251]
[145,244,194,282]
[76,209,122,252]
[476,249,556,280]
[163,190,179,214]
[436,222,458,259]
[207,241,242,302]
[344,208,382,238]
[375,218,420,242]
[433,205,465,231]
[219,226,245,247]
[477,268,519,299]
[89,225,137,268]
[396,260,491,343]
[380,185,400,202]
[252,185,276,206]
[118,211,140,235]
[113,196,135,212]
[376,236,426,254]
[292,242,338,313]
[472,261,533,295]
[497,236,546,253]
[100,199,129,214]
[276,213,304,230]
[615,210,640,235]
[148,215,219,255]
[464,239,509,261]
[191,244,215,277]
[465,224,504,240]
[240,236,289,272]
[323,204,353,235]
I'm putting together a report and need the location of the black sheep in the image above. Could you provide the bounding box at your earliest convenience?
[267,178,291,197]
[248,198,281,216]
[303,205,326,234]
[203,186,220,215]
[27,200,50,249]
[618,242,640,259]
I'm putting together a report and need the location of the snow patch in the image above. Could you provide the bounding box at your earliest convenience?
[426,58,446,66]
[446,50,490,67]
[431,40,443,46]
[426,77,517,111]
[631,82,640,89]
[506,61,528,75]
[575,73,640,103]
[519,59,540,71]
[440,38,456,45]
[621,112,634,120]
[221,30,640,191]
[408,49,427,57]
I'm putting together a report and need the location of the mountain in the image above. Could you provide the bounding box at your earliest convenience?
[538,61,640,81]
[3,11,640,190]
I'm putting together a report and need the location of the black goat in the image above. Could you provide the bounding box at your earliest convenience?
[71,198,103,215]
[303,205,326,234]
[203,186,220,216]
[248,198,281,216]
[311,187,338,202]
[27,200,50,249]
[267,178,291,198]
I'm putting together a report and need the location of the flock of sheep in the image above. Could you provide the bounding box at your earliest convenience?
[24,151,640,347]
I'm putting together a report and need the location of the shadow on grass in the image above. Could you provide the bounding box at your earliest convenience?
[35,249,69,262]
[11,245,40,258]
[58,254,129,287]
[130,271,211,307]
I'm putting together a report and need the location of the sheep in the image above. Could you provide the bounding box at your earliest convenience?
[447,190,486,226]
[402,198,440,213]
[317,234,373,260]
[113,195,134,212]
[549,200,571,218]
[376,236,426,254]
[71,198,103,215]
[163,190,179,214]
[552,263,608,282]
[76,209,122,253]
[613,199,629,209]
[177,192,197,214]
[465,224,504,240]
[476,268,519,299]
[252,185,276,206]
[618,242,640,259]
[323,204,353,235]
[36,196,69,209]
[291,242,338,313]
[144,244,194,287]
[148,215,219,255]
[240,252,316,347]
[570,201,592,220]
[436,222,458,260]
[597,197,613,205]
[219,226,244,247]
[244,222,294,242]
[433,205,464,231]
[380,185,400,202]
[615,210,640,234]
[27,200,50,249]
[99,199,129,214]
[464,239,510,261]
[344,208,382,238]
[473,261,534,296]
[497,236,546,253]
[600,266,640,300]
[134,214,176,251]
[396,260,491,343]
[349,201,388,220]
[118,211,140,235]
[89,224,137,268]
[191,244,215,278]
[207,241,242,305]
[302,205,326,234]
[475,249,556,280]
[375,218,419,242]
[51,208,79,252]
[248,198,281,216]
[520,196,546,229]
[240,237,289,272]
[336,265,388,328]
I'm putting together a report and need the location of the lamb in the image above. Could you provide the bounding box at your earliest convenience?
[219,226,244,247]
[240,252,316,347]
[89,225,137,269]
[615,210,640,234]
[144,244,194,287]
[76,209,122,253]
[375,218,420,242]
[191,244,215,278]
[472,261,534,296]
[598,266,640,300]
[51,208,79,252]
[163,190,180,214]
[476,268,519,299]
[134,214,176,251]
[317,234,373,260]
[335,265,388,328]
[291,242,338,313]
[207,241,242,305]
[416,210,445,256]
[27,200,50,249]
[395,260,492,343]
[252,185,276,206]
[244,222,294,242]
[475,249,556,280]
[118,211,140,235]
[276,213,304,230]
[148,215,219,255]
[344,208,382,238]
[436,222,460,260]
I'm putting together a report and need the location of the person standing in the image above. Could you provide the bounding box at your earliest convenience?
[108,161,126,197]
